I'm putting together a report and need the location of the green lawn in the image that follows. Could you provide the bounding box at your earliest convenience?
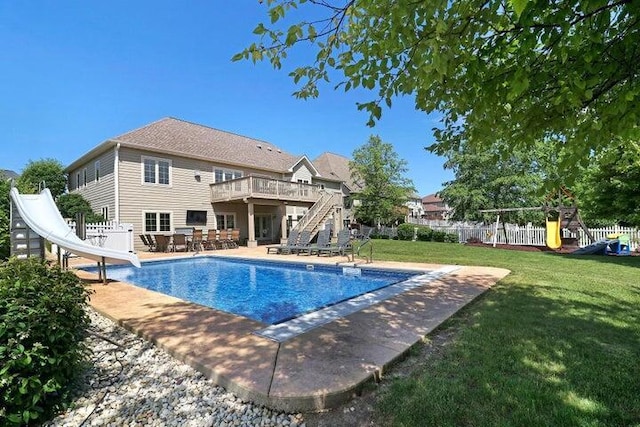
[362,240,640,426]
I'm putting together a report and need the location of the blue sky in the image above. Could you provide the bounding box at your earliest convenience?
[0,1,452,196]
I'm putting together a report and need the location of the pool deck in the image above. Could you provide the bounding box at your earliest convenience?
[72,247,510,412]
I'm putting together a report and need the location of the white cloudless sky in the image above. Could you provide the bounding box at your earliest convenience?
[0,1,453,196]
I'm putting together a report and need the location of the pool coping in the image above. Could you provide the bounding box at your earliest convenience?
[75,249,510,412]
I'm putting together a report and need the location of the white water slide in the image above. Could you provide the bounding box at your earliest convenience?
[10,188,141,268]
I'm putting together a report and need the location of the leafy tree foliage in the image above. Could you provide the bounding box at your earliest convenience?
[17,159,67,199]
[349,135,415,225]
[56,193,104,223]
[576,142,640,226]
[237,0,640,176]
[0,175,10,260]
[439,141,549,223]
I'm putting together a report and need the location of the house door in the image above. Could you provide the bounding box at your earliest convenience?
[254,214,274,242]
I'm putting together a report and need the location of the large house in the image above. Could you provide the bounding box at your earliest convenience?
[421,193,451,220]
[66,117,357,250]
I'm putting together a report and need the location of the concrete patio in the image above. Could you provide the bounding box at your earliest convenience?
[72,247,510,412]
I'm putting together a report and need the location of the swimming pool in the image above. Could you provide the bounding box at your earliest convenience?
[86,257,417,324]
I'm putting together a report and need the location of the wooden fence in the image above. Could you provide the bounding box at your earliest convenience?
[407,218,640,251]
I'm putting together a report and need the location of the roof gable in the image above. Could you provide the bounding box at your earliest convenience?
[112,117,299,172]
[313,152,362,191]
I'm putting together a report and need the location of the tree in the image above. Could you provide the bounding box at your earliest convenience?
[236,1,640,176]
[17,159,67,199]
[575,142,640,226]
[438,141,550,223]
[349,135,415,225]
[56,193,104,223]
[0,175,11,260]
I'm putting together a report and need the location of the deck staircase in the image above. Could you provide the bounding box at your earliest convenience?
[291,192,342,240]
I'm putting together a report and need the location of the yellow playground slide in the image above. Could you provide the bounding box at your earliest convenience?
[546,218,562,249]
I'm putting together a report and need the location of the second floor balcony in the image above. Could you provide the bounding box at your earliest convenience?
[210,175,322,203]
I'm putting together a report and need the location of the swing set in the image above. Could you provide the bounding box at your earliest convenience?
[479,187,595,249]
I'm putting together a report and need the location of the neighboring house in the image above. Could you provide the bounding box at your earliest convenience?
[1,169,19,180]
[421,193,451,220]
[405,193,424,219]
[66,117,350,250]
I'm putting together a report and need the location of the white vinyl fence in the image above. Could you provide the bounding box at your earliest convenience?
[67,220,135,253]
[407,218,640,251]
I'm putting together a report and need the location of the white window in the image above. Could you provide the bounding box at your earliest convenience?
[76,172,81,189]
[142,156,172,186]
[213,168,243,183]
[144,212,172,233]
[101,206,109,221]
[94,160,100,183]
[83,168,87,187]
[215,213,236,230]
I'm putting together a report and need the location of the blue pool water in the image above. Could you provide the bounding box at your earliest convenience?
[86,257,416,324]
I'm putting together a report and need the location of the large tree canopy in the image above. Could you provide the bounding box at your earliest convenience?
[17,159,67,199]
[575,142,640,226]
[237,0,639,175]
[349,135,415,225]
[439,140,550,223]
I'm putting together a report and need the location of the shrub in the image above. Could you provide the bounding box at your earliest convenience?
[432,231,447,242]
[0,258,91,426]
[371,233,391,239]
[444,232,460,243]
[396,223,415,241]
[416,227,433,241]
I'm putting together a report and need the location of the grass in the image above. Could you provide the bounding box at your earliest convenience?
[360,240,640,426]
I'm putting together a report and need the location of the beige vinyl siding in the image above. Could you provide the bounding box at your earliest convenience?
[69,149,116,220]
[118,148,284,250]
[291,163,313,184]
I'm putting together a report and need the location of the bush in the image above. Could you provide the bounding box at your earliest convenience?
[396,223,415,241]
[371,233,391,239]
[444,232,460,243]
[416,227,433,241]
[0,258,91,425]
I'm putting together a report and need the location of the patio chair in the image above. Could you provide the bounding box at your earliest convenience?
[218,229,232,249]
[203,229,222,250]
[192,229,203,252]
[297,228,332,256]
[139,234,155,251]
[145,234,157,251]
[318,228,352,257]
[229,228,240,248]
[154,234,170,252]
[267,229,299,254]
[172,233,189,252]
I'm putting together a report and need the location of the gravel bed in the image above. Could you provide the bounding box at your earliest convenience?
[44,309,305,427]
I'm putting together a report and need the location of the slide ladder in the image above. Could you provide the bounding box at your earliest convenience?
[10,188,140,276]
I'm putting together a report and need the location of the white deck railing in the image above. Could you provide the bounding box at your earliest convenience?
[210,176,321,203]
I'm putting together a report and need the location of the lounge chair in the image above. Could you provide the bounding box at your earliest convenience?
[297,228,332,256]
[318,228,352,256]
[172,233,189,252]
[267,230,299,254]
[280,230,311,255]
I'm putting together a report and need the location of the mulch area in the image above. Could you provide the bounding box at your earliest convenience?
[465,242,639,256]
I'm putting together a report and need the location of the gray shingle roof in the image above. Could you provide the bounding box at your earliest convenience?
[0,169,19,180]
[112,117,300,172]
[313,152,362,192]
